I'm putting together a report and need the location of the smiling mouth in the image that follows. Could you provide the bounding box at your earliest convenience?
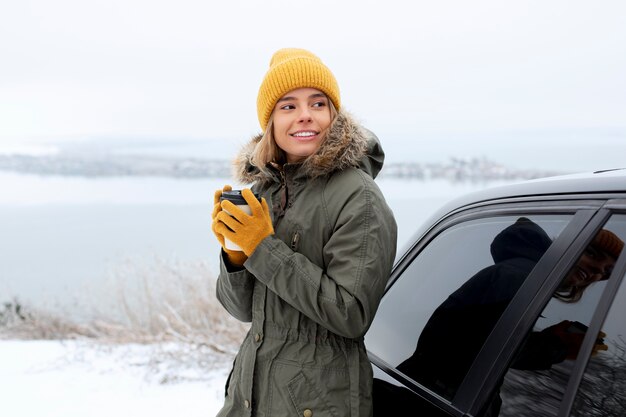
[576,266,603,283]
[290,131,319,138]
[577,268,590,282]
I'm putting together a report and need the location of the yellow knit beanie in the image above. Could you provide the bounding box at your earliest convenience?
[256,48,341,131]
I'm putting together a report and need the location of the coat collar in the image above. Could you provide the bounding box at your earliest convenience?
[233,109,371,185]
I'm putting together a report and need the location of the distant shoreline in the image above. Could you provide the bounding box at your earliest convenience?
[0,153,564,182]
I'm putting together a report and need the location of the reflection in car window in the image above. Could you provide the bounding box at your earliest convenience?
[500,216,625,416]
[367,215,572,404]
[571,216,626,416]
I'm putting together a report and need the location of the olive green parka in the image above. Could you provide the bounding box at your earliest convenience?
[215,110,398,417]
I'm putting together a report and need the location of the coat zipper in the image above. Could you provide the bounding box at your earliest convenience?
[273,169,289,222]
[280,170,288,212]
[290,231,300,251]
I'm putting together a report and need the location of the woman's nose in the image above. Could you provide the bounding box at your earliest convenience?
[585,263,609,281]
[297,107,312,122]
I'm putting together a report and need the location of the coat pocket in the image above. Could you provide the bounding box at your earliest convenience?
[287,372,338,417]
[269,361,348,417]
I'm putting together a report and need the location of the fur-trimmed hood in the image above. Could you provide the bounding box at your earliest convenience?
[233,110,386,185]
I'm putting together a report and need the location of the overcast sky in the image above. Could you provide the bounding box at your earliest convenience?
[1,0,625,155]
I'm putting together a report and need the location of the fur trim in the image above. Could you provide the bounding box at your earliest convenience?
[232,110,368,184]
[232,136,261,185]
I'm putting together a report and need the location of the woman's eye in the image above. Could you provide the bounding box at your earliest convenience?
[280,104,295,110]
[312,101,326,108]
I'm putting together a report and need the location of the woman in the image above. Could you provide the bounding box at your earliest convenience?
[211,48,397,417]
[554,228,623,302]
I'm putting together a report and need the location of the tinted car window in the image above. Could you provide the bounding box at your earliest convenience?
[571,215,626,416]
[367,214,572,402]
[499,215,626,416]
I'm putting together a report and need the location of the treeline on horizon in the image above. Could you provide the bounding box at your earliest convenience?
[0,153,563,181]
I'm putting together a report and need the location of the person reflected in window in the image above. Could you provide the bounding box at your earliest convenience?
[512,227,622,369]
[554,229,622,303]
[396,218,623,403]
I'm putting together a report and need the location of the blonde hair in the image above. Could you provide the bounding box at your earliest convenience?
[251,99,338,173]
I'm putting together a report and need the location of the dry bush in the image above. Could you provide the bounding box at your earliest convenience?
[1,257,249,355]
[89,257,249,352]
[0,298,96,339]
[1,257,249,382]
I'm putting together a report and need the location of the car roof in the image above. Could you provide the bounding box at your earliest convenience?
[444,167,626,209]
[398,168,626,258]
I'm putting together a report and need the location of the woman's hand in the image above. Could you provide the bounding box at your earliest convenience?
[212,184,232,222]
[215,188,274,257]
[547,320,607,360]
[211,185,248,266]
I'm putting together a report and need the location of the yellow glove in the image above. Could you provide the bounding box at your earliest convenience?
[214,188,274,257]
[211,185,248,266]
[592,330,608,356]
[212,185,232,221]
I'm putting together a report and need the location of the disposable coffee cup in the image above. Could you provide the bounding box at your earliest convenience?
[220,190,261,251]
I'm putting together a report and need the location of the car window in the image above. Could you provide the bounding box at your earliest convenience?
[499,215,626,416]
[570,215,626,416]
[366,214,573,401]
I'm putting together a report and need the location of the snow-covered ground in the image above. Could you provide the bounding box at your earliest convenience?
[0,340,230,416]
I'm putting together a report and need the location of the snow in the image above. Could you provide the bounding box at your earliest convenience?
[0,340,229,417]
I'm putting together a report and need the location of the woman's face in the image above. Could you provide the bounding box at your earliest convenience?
[272,87,332,164]
[564,245,615,289]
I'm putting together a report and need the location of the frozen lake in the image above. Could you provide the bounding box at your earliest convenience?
[0,172,520,316]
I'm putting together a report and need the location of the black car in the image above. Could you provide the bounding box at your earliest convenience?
[366,168,626,417]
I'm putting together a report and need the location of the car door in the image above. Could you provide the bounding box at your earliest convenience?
[366,198,625,416]
[490,205,626,417]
